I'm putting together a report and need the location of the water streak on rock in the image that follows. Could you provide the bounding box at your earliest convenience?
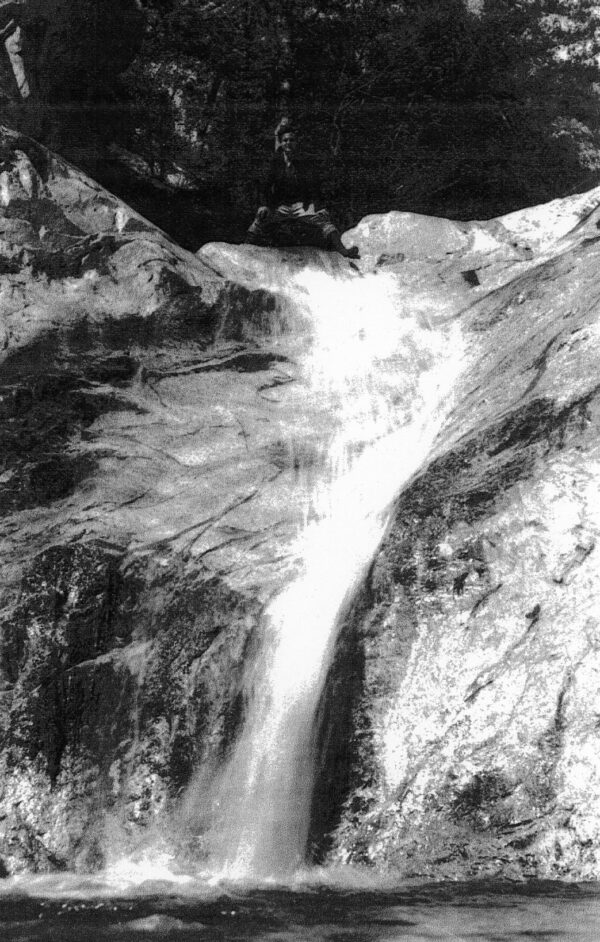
[203,266,464,878]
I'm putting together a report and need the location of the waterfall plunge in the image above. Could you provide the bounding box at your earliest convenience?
[203,264,465,881]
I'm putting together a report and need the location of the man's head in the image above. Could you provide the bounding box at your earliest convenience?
[279,130,297,158]
[276,117,297,157]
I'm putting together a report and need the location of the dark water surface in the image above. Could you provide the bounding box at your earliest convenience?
[1,878,599,941]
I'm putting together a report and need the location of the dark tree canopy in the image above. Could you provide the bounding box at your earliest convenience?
[23,0,144,101]
[15,0,600,243]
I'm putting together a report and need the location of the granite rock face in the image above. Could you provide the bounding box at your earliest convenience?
[2,122,600,880]
[0,126,344,872]
[321,194,600,881]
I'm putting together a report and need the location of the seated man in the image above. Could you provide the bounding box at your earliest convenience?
[246,121,359,259]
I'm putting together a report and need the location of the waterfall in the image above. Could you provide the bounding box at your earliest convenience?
[203,263,465,880]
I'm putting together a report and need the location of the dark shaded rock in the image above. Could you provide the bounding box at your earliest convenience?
[0,542,258,872]
[462,269,480,286]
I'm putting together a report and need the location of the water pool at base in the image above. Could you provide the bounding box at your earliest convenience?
[1,879,599,941]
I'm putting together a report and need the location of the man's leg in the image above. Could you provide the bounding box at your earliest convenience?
[327,228,360,259]
[246,206,273,246]
[5,25,30,99]
[246,206,296,247]
[303,208,360,257]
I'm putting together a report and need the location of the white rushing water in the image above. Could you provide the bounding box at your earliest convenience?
[201,264,465,880]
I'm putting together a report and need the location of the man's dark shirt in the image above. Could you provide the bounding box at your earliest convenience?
[263,152,322,210]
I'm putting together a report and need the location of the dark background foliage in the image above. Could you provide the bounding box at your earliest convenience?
[4,0,600,247]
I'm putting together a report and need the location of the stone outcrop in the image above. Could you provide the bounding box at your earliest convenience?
[2,121,600,881]
[319,194,600,881]
[0,125,332,872]
[0,125,387,874]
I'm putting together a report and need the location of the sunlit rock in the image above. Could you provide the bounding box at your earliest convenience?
[2,122,600,883]
[323,186,600,881]
[0,125,383,874]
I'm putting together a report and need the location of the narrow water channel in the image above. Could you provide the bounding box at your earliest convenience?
[202,266,464,878]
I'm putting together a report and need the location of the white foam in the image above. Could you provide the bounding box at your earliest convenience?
[199,265,465,879]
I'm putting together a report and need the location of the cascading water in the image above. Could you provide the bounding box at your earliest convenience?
[203,263,465,881]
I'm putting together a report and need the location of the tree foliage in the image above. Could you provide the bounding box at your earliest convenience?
[26,0,600,238]
[24,0,144,102]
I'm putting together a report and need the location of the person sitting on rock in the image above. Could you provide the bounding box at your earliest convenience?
[246,120,359,259]
[0,0,30,100]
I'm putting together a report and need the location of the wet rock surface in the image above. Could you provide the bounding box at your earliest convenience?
[2,122,600,880]
[0,126,366,873]
[325,191,600,881]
